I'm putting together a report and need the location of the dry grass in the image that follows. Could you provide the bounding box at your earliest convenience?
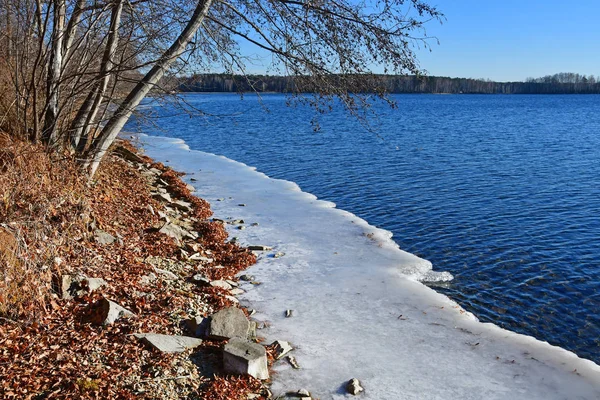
[0,133,89,321]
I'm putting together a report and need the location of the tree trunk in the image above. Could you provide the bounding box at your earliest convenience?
[42,0,66,148]
[70,0,123,152]
[85,0,214,178]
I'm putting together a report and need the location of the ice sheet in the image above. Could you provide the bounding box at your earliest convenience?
[140,134,600,399]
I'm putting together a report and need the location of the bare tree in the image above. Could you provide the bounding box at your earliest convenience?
[1,0,442,178]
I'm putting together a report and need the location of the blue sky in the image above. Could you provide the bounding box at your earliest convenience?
[234,0,599,82]
[416,0,600,81]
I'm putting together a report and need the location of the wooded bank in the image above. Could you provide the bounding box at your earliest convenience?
[178,73,600,95]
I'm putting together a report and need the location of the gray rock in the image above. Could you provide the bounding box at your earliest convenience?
[228,219,244,225]
[272,340,293,360]
[237,226,246,230]
[149,167,162,175]
[186,184,195,192]
[286,355,300,369]
[172,200,193,212]
[239,274,255,281]
[284,389,311,398]
[229,288,245,296]
[238,203,246,207]
[94,230,116,245]
[273,252,286,258]
[139,272,157,285]
[285,309,294,318]
[192,274,210,285]
[152,192,172,203]
[210,280,233,290]
[208,307,250,340]
[159,222,192,242]
[157,211,169,222]
[250,222,259,226]
[189,254,213,263]
[184,316,210,337]
[86,277,108,292]
[346,378,364,395]
[134,333,202,353]
[225,279,239,287]
[98,298,134,325]
[153,267,179,280]
[60,275,75,299]
[247,245,273,251]
[223,338,269,380]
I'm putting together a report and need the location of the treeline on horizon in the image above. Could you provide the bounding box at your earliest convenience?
[177,72,600,94]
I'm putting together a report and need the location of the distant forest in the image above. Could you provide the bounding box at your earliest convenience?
[178,72,600,94]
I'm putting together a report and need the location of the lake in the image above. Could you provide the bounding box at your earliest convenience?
[129,93,600,363]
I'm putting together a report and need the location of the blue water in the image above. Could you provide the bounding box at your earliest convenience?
[129,93,600,363]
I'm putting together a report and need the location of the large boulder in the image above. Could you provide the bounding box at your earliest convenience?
[223,338,269,380]
[208,307,250,340]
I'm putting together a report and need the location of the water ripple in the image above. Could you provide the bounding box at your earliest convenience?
[131,93,600,363]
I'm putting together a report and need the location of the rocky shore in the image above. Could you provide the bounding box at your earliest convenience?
[1,139,357,399]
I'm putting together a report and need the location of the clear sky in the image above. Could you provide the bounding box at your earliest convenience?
[233,0,599,82]
[417,0,600,81]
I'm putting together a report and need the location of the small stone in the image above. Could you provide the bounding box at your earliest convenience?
[152,192,172,203]
[223,338,269,380]
[285,389,311,398]
[250,222,259,226]
[210,280,233,290]
[157,211,169,222]
[186,184,195,192]
[153,267,179,280]
[230,288,245,296]
[286,355,300,369]
[238,203,246,207]
[172,200,193,212]
[189,254,213,263]
[190,178,197,182]
[273,252,285,258]
[285,310,294,318]
[85,278,108,292]
[272,340,293,360]
[346,378,364,395]
[134,333,202,353]
[159,222,193,242]
[208,307,250,340]
[216,198,225,201]
[139,273,157,285]
[247,245,272,251]
[237,226,246,230]
[225,279,239,287]
[239,274,255,281]
[192,274,210,285]
[225,295,240,304]
[228,219,244,225]
[60,275,74,299]
[94,229,116,245]
[97,298,134,325]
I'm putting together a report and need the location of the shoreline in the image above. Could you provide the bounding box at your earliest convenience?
[139,133,600,399]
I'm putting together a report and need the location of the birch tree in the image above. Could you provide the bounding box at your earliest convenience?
[1,0,442,178]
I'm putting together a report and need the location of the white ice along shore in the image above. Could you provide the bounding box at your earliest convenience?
[139,134,600,399]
